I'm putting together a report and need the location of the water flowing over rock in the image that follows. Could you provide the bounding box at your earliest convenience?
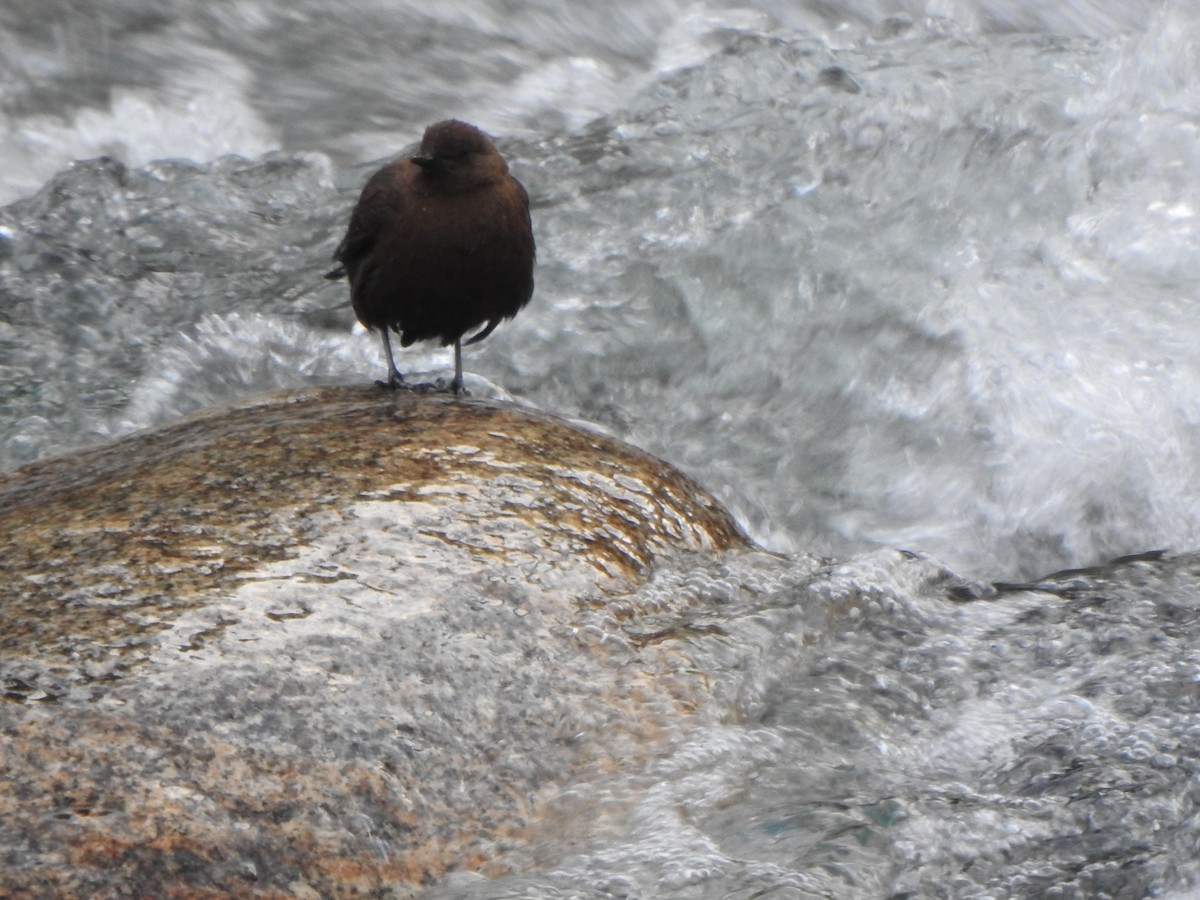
[6,3,1200,894]
[4,386,1200,897]
[0,385,747,896]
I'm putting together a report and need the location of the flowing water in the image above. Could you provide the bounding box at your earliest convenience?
[2,1,1200,896]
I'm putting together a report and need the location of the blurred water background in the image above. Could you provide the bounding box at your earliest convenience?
[3,1,1200,896]
[5,0,1200,580]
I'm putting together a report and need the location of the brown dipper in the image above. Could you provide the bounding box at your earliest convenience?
[326,120,535,393]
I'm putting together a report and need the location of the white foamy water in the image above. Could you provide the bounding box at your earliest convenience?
[2,0,1200,895]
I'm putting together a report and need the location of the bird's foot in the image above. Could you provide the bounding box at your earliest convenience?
[434,376,469,396]
[375,372,407,390]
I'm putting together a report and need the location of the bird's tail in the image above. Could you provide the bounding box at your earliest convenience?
[464,319,500,345]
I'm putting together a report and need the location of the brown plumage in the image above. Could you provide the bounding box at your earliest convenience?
[326,120,535,393]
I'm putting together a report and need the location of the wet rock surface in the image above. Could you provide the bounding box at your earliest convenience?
[0,385,748,897]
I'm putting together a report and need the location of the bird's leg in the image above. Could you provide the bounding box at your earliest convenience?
[450,338,467,395]
[377,328,405,390]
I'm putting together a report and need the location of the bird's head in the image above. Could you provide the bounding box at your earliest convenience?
[411,120,507,188]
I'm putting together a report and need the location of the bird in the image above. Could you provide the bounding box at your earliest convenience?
[326,119,536,394]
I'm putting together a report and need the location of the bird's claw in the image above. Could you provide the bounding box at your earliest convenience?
[434,376,469,396]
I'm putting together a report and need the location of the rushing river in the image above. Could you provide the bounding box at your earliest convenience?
[2,1,1200,896]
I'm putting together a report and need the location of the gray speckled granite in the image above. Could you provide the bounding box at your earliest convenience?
[0,385,748,897]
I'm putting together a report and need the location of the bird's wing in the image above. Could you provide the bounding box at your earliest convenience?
[328,167,399,277]
[518,180,536,264]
